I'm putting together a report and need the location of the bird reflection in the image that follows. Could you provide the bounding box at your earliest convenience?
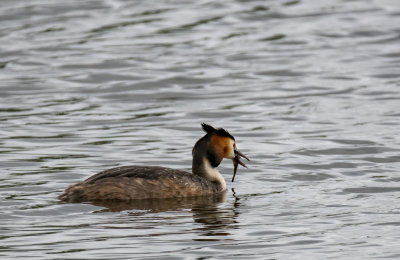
[91,192,227,213]
[89,189,242,238]
[191,188,241,238]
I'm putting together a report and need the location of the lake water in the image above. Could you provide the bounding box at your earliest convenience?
[1,0,400,259]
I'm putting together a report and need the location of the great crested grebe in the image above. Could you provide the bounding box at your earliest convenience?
[58,123,249,202]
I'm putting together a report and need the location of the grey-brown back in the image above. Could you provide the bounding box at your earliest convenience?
[59,166,221,202]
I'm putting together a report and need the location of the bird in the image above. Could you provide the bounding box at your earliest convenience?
[58,123,249,202]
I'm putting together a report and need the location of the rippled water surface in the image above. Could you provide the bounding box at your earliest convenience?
[1,0,400,259]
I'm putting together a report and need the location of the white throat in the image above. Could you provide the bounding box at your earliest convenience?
[203,157,226,191]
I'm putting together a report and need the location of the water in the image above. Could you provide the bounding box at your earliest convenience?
[1,0,400,259]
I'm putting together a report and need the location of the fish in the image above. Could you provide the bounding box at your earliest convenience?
[231,149,250,182]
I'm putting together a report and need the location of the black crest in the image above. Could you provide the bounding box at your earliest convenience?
[201,123,235,140]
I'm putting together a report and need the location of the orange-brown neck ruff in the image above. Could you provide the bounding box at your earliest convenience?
[210,134,235,160]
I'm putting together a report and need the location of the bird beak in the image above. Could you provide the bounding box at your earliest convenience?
[232,149,250,182]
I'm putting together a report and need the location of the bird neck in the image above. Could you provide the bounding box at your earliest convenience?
[192,154,226,191]
[192,133,226,191]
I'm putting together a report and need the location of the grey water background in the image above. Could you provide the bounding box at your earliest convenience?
[1,0,400,259]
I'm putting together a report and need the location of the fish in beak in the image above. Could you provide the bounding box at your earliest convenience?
[232,149,250,182]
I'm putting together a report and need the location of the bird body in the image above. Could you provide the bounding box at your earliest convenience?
[58,124,249,202]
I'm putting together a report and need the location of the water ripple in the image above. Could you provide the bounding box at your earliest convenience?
[1,0,400,259]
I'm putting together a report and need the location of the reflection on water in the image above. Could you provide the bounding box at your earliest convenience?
[86,192,239,238]
[1,0,400,259]
[91,192,227,213]
[192,191,238,237]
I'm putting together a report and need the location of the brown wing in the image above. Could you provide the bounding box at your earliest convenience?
[84,165,189,183]
[59,166,219,202]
